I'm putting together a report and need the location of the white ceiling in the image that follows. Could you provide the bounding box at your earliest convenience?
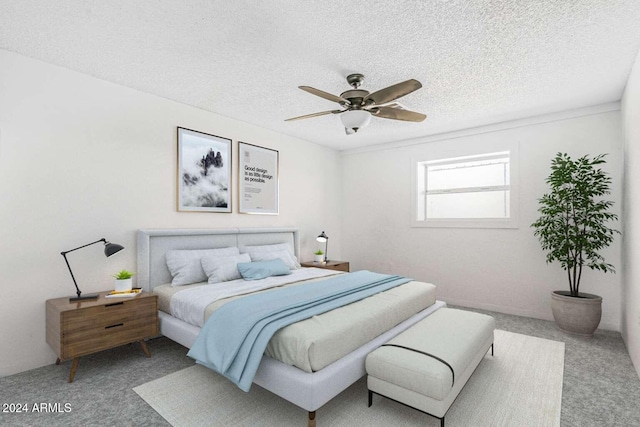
[1,1,640,150]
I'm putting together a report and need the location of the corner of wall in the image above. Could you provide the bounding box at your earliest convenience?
[621,46,640,379]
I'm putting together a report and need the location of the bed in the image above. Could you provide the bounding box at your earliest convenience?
[137,227,445,426]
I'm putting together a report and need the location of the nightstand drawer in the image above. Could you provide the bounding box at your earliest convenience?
[328,262,349,272]
[301,260,350,272]
[61,314,158,359]
[61,297,156,332]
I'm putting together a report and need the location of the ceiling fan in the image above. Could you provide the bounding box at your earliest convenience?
[285,73,426,135]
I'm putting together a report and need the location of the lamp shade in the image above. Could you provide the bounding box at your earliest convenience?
[340,110,371,131]
[104,241,124,257]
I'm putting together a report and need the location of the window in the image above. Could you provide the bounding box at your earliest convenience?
[413,150,518,228]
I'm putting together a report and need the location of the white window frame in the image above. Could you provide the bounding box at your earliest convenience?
[411,144,519,229]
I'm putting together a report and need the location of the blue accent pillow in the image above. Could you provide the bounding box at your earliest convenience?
[237,258,292,281]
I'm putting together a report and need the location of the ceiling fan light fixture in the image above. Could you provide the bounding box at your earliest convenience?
[340,110,371,133]
[286,74,426,132]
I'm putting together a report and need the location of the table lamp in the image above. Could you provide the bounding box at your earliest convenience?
[61,238,124,302]
[316,231,329,263]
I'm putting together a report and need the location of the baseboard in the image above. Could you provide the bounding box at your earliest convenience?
[443,297,619,332]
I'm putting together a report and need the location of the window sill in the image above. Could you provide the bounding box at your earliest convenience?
[411,218,519,229]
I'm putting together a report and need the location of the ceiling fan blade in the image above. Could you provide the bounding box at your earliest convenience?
[284,110,342,122]
[364,79,422,105]
[370,106,427,122]
[299,86,349,104]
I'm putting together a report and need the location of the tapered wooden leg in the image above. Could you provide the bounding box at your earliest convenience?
[139,340,151,357]
[68,357,79,383]
[308,411,316,427]
[55,358,61,365]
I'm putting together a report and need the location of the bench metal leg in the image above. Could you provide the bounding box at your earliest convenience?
[369,388,446,426]
[491,342,494,356]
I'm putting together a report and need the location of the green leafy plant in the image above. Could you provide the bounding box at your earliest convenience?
[112,269,135,280]
[314,249,324,255]
[531,152,619,297]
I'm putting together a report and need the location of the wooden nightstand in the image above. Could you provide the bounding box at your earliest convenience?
[46,291,158,382]
[301,260,350,272]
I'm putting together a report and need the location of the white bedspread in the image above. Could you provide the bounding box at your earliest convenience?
[162,269,437,372]
[170,268,341,327]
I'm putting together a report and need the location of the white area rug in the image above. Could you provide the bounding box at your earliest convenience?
[134,330,564,426]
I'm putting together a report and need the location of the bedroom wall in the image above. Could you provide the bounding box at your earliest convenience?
[621,49,640,378]
[341,108,623,331]
[0,49,342,376]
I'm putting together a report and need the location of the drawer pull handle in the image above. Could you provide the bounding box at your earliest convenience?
[105,323,124,329]
[105,302,124,307]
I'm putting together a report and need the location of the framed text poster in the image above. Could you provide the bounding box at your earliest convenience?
[238,142,279,214]
[177,127,232,212]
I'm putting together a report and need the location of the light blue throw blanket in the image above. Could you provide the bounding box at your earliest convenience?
[187,270,411,391]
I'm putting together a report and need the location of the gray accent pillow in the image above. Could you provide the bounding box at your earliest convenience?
[201,253,251,284]
[166,247,240,286]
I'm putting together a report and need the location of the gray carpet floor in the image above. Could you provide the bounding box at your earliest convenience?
[1,306,639,426]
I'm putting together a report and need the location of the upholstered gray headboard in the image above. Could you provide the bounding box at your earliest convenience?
[136,227,300,291]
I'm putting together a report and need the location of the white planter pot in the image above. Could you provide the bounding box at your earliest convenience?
[114,278,133,292]
[314,255,324,263]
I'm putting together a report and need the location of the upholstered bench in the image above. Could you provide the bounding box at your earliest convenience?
[365,308,495,427]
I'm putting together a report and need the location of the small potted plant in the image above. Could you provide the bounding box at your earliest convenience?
[113,269,135,292]
[531,152,619,336]
[314,250,324,263]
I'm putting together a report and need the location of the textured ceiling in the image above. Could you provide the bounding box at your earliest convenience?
[1,1,640,150]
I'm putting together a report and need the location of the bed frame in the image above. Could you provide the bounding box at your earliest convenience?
[137,227,445,426]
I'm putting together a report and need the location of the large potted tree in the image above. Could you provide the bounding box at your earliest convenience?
[531,152,619,336]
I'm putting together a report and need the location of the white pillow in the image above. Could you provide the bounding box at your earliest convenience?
[245,249,297,269]
[201,253,251,284]
[240,243,300,270]
[166,247,240,286]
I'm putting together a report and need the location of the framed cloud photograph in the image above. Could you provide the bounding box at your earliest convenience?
[177,127,232,212]
[238,142,279,214]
